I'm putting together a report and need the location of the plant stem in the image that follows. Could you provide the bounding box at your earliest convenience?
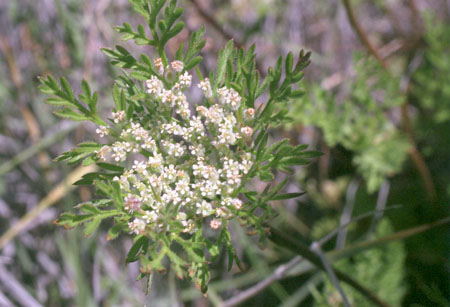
[311,242,351,307]
[341,0,388,70]
[221,256,303,307]
[158,45,168,68]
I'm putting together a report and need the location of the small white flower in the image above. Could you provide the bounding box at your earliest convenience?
[219,128,238,145]
[196,200,214,217]
[182,220,196,233]
[161,89,176,106]
[148,154,163,170]
[232,198,243,210]
[189,116,206,136]
[241,126,253,137]
[113,170,133,190]
[196,180,220,198]
[96,126,109,138]
[179,71,192,87]
[124,195,141,212]
[162,140,185,157]
[112,110,126,123]
[128,218,146,235]
[196,105,208,117]
[146,76,164,95]
[177,212,187,222]
[153,58,164,75]
[128,122,149,141]
[111,141,127,162]
[162,187,181,204]
[141,136,156,152]
[189,144,205,157]
[170,60,184,73]
[162,164,177,182]
[148,174,162,188]
[218,87,242,111]
[95,145,110,161]
[175,178,190,195]
[215,207,232,218]
[175,100,191,119]
[143,210,158,223]
[132,160,148,175]
[206,105,225,125]
[198,78,212,98]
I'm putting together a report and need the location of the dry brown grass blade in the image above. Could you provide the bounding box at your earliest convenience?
[0,165,97,250]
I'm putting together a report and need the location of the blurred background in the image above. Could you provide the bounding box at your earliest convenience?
[0,0,449,306]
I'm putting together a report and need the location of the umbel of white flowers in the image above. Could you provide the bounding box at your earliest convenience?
[95,59,255,236]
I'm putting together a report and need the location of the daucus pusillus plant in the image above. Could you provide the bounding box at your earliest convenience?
[39,0,319,293]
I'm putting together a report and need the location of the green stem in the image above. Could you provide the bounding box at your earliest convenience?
[158,45,168,68]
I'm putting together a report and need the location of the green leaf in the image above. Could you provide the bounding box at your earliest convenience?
[53,108,89,121]
[81,79,91,98]
[79,204,101,215]
[94,180,112,195]
[130,71,151,80]
[280,156,309,166]
[55,213,92,228]
[285,52,294,75]
[215,40,234,89]
[170,21,184,36]
[84,218,101,237]
[183,28,206,71]
[259,170,274,182]
[269,192,305,201]
[111,181,124,209]
[107,222,125,240]
[45,97,74,107]
[97,162,124,172]
[82,155,96,166]
[298,150,323,158]
[126,236,149,263]
[112,84,123,111]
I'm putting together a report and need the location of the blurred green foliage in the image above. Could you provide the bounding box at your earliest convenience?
[291,55,409,192]
[0,0,449,306]
[413,15,450,123]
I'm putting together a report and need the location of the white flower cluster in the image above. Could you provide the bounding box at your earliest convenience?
[95,60,256,236]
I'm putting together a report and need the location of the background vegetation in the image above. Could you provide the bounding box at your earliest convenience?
[0,0,449,306]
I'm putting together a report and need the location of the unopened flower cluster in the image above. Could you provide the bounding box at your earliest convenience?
[95,59,255,237]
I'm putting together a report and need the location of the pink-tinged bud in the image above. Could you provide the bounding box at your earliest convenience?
[171,60,184,73]
[153,58,164,75]
[232,198,243,209]
[196,105,208,116]
[124,195,141,212]
[210,218,222,230]
[241,126,253,137]
[245,108,255,118]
